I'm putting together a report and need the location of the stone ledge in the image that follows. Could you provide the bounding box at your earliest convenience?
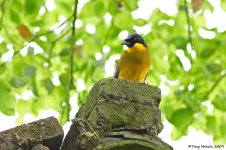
[0,117,63,150]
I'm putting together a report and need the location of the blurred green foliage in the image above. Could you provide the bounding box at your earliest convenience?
[0,0,226,143]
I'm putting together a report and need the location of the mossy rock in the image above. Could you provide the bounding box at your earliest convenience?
[61,79,173,150]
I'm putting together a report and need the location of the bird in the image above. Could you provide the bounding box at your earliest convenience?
[114,34,151,82]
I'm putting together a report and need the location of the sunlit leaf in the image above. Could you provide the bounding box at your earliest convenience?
[95,1,105,17]
[212,92,226,111]
[79,1,95,17]
[78,90,88,106]
[152,56,169,73]
[203,0,214,12]
[10,10,21,23]
[59,107,68,125]
[134,19,147,26]
[103,0,117,14]
[171,108,194,130]
[113,11,133,29]
[0,80,15,115]
[121,0,138,10]
[206,115,216,135]
[16,100,31,116]
[171,127,187,140]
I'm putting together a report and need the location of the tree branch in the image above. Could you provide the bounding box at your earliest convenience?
[184,0,194,87]
[184,0,193,63]
[0,0,6,31]
[62,0,79,123]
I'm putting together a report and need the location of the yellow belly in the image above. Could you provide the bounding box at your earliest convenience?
[118,49,151,82]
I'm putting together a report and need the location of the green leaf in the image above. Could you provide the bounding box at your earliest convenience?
[60,48,69,56]
[25,0,40,16]
[44,78,54,94]
[0,80,15,115]
[206,64,222,74]
[95,1,105,17]
[134,19,147,26]
[10,77,26,88]
[16,116,25,125]
[31,78,39,97]
[23,65,36,78]
[206,115,216,135]
[168,36,188,50]
[79,1,95,17]
[152,56,169,73]
[212,92,226,111]
[114,11,133,29]
[171,108,194,130]
[59,73,67,87]
[78,90,88,106]
[10,10,21,23]
[203,0,214,12]
[59,107,68,125]
[16,100,31,116]
[200,48,215,58]
[0,63,6,74]
[171,127,187,140]
[121,0,138,10]
[103,0,117,14]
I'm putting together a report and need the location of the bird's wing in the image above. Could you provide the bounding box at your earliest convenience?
[113,50,126,78]
[113,62,119,78]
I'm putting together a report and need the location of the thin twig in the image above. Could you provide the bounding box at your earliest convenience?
[203,73,226,100]
[48,28,71,65]
[62,0,79,122]
[184,0,193,63]
[34,15,73,38]
[0,0,6,31]
[0,16,72,68]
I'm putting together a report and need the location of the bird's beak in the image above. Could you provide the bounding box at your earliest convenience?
[121,41,131,46]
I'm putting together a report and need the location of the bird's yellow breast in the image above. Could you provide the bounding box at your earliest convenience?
[118,43,151,82]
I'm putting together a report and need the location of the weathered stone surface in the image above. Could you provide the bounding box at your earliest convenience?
[32,144,50,150]
[60,118,100,150]
[76,78,161,120]
[94,139,170,150]
[61,78,172,150]
[0,117,64,150]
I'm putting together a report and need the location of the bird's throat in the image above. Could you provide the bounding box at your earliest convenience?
[127,43,148,53]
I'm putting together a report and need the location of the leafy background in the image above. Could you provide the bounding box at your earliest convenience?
[0,0,226,144]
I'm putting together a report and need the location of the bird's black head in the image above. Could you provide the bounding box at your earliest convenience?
[121,34,147,48]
